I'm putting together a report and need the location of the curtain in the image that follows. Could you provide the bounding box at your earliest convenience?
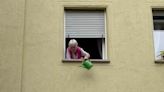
[153,30,164,59]
[97,39,102,59]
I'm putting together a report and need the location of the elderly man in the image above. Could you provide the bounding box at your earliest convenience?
[66,39,90,59]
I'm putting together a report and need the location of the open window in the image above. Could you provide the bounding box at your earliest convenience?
[64,9,107,60]
[152,9,164,61]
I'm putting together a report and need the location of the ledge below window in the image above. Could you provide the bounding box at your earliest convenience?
[155,60,164,63]
[62,59,110,63]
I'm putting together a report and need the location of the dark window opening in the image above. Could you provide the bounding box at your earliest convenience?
[66,38,104,59]
[154,22,164,30]
[153,10,164,30]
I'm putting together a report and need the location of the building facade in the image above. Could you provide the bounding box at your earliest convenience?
[0,0,164,92]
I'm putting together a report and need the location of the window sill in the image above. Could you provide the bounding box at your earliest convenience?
[62,59,110,63]
[155,60,164,63]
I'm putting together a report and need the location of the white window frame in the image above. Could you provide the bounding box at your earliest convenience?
[64,9,108,60]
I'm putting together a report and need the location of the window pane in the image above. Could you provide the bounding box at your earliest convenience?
[153,9,164,60]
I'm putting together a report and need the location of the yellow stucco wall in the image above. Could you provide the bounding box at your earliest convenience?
[0,0,24,92]
[1,0,164,92]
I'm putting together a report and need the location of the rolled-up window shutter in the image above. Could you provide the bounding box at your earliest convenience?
[65,10,105,38]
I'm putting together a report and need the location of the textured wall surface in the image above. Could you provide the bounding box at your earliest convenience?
[0,0,25,92]
[1,0,164,92]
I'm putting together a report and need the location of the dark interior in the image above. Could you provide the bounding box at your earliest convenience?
[66,38,103,59]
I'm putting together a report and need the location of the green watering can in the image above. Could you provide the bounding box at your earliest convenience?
[81,59,93,70]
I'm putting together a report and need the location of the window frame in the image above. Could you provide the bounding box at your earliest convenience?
[152,8,164,63]
[63,8,110,63]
